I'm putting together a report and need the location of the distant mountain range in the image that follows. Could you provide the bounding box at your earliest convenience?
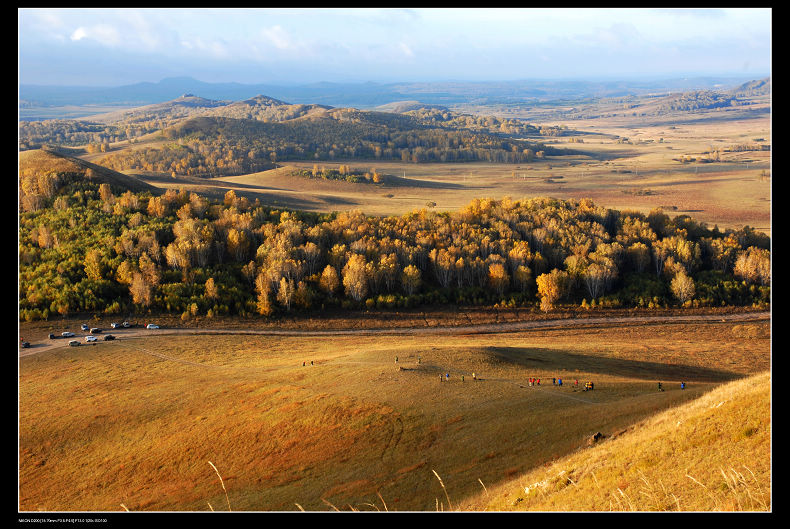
[20,75,767,112]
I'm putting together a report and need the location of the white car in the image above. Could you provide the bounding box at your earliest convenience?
[81,324,89,331]
[122,322,131,328]
[62,331,75,337]
[85,335,98,342]
[146,324,159,329]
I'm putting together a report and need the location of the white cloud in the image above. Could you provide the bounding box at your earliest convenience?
[69,24,122,47]
[262,25,293,50]
[70,27,87,41]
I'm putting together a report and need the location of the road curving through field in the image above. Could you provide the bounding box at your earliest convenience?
[19,311,770,358]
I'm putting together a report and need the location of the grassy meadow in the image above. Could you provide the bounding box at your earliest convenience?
[19,318,769,511]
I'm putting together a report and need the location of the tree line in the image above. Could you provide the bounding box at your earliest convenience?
[18,173,770,322]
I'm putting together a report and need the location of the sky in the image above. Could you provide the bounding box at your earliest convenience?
[18,8,772,87]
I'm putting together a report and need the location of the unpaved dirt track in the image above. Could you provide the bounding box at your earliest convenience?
[19,311,770,358]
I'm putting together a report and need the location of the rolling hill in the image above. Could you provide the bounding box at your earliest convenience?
[85,94,231,125]
[461,371,771,511]
[19,148,157,195]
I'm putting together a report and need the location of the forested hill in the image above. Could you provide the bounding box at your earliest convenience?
[19,148,156,212]
[199,94,332,122]
[21,92,571,177]
[95,106,569,177]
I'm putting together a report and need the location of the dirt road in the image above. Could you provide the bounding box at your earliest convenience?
[19,311,770,358]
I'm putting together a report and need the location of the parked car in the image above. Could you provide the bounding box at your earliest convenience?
[68,340,79,347]
[81,324,89,331]
[89,328,102,334]
[122,321,131,328]
[49,333,56,340]
[85,335,98,342]
[146,324,159,329]
[62,331,75,337]
[21,341,30,348]
[103,334,115,341]
[111,322,120,329]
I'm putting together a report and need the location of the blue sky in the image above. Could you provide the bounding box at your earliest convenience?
[18,8,771,86]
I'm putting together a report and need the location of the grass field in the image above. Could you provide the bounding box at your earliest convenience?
[18,318,769,511]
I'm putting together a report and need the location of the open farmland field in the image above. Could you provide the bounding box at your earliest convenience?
[19,317,769,512]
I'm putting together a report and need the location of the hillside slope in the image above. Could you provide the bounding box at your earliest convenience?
[461,371,771,511]
[19,148,156,194]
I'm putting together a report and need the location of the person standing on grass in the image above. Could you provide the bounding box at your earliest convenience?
[446,372,450,382]
[658,381,663,391]
[681,382,686,390]
[558,378,562,386]
[537,378,541,386]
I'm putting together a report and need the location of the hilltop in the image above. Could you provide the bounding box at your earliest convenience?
[85,94,231,125]
[461,371,771,511]
[199,94,332,122]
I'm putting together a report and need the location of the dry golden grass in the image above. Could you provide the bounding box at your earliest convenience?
[461,371,770,511]
[18,318,769,511]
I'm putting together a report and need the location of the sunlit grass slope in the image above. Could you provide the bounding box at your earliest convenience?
[461,371,771,511]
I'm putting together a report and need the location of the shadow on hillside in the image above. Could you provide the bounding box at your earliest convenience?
[479,346,743,383]
[382,175,478,190]
[133,174,364,210]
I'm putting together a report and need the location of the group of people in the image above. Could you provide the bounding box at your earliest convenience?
[440,372,478,382]
[529,377,591,390]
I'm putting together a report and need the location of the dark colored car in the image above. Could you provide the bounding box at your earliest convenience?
[89,328,102,334]
[103,334,115,341]
[21,341,30,348]
[49,333,56,339]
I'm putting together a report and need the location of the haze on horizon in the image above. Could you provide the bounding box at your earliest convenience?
[19,7,771,88]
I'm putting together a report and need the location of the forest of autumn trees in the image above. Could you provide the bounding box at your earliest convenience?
[19,172,770,322]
